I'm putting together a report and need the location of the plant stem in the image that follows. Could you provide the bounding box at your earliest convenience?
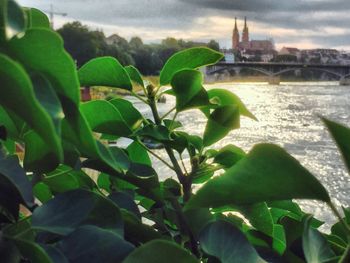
[137,139,176,171]
[148,97,192,201]
[179,154,189,176]
[328,201,350,238]
[160,106,176,120]
[131,91,149,104]
[170,198,200,258]
[340,244,350,263]
[169,111,178,131]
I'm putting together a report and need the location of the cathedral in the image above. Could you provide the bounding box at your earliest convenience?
[232,17,274,52]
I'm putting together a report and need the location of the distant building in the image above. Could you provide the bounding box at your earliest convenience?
[232,17,275,61]
[279,47,301,60]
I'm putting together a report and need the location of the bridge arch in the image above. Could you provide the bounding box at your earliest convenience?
[272,67,343,79]
[208,66,272,76]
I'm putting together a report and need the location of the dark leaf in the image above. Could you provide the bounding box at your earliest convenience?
[123,239,199,263]
[199,220,266,263]
[56,225,134,263]
[32,189,123,236]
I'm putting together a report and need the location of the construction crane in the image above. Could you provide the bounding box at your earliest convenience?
[42,4,67,29]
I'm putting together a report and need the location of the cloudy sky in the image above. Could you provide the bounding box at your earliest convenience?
[17,0,350,50]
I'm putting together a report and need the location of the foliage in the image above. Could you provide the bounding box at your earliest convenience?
[0,1,350,262]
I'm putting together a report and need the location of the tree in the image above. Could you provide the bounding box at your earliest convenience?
[57,21,106,66]
[207,39,220,51]
[129,36,143,50]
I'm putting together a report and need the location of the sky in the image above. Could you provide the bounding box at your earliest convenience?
[17,0,350,51]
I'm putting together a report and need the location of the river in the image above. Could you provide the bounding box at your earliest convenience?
[126,81,350,230]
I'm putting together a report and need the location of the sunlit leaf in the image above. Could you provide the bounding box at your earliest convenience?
[203,105,240,146]
[80,100,131,137]
[125,65,145,89]
[24,7,50,29]
[78,56,132,90]
[160,47,223,86]
[186,144,330,210]
[170,69,209,112]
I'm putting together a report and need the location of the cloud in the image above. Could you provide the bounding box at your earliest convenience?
[17,0,350,50]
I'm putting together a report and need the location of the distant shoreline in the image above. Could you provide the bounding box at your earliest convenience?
[204,76,339,84]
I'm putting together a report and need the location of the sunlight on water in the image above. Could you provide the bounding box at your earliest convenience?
[128,81,350,231]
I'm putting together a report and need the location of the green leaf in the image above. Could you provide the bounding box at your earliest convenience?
[322,118,350,174]
[122,209,162,244]
[186,144,330,210]
[24,8,50,29]
[272,224,287,255]
[31,73,64,133]
[123,239,199,263]
[199,220,266,263]
[32,189,123,236]
[56,225,134,263]
[23,131,60,173]
[303,215,335,263]
[7,28,80,107]
[0,154,34,218]
[170,69,209,112]
[240,203,274,237]
[13,238,53,263]
[33,182,52,203]
[136,124,171,142]
[44,165,96,193]
[127,141,151,166]
[78,56,132,90]
[80,100,131,137]
[40,245,69,263]
[109,191,141,219]
[213,144,246,168]
[109,98,143,130]
[205,89,257,120]
[0,106,19,138]
[184,208,214,238]
[0,0,26,40]
[62,107,127,173]
[0,54,62,162]
[203,105,240,146]
[159,47,223,86]
[163,119,182,130]
[125,65,145,89]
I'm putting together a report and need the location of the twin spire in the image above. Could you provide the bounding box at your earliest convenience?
[232,17,249,50]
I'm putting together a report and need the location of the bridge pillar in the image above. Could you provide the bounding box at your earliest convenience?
[339,77,350,86]
[268,76,280,85]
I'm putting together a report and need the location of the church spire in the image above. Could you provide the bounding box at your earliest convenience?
[232,17,240,50]
[242,16,249,46]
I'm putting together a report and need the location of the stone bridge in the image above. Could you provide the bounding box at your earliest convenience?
[205,62,350,85]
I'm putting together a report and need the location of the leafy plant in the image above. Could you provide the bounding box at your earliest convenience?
[0,1,350,262]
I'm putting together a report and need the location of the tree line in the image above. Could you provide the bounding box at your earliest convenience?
[57,21,220,75]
